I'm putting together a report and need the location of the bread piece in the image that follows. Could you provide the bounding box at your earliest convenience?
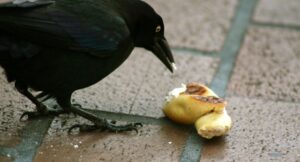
[195,109,232,139]
[163,83,227,124]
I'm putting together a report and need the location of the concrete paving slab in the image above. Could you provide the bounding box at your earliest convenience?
[144,0,238,51]
[0,68,34,147]
[0,0,11,3]
[254,0,300,26]
[228,26,300,102]
[72,49,151,114]
[200,97,300,162]
[34,116,188,162]
[130,51,219,118]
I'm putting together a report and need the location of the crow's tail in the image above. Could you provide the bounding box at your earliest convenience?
[0,47,9,59]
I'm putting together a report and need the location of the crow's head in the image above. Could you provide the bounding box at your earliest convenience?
[123,0,175,72]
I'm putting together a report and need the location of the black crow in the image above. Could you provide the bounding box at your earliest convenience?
[0,0,175,132]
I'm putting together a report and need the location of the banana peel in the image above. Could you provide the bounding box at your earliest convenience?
[163,83,232,139]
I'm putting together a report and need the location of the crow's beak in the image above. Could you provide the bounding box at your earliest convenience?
[152,37,176,73]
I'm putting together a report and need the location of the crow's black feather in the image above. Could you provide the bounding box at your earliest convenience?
[0,0,54,8]
[0,1,129,57]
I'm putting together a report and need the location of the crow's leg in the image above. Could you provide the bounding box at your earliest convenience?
[57,94,142,133]
[15,81,65,120]
[36,91,54,102]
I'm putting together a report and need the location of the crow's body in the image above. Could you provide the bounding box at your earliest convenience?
[0,0,133,95]
[1,43,133,97]
[0,0,174,132]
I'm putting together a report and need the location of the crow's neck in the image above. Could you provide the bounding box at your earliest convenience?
[113,0,145,41]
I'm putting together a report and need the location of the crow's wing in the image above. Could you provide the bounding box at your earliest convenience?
[0,0,54,8]
[0,0,130,58]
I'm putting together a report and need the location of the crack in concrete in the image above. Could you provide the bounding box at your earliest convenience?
[128,59,153,114]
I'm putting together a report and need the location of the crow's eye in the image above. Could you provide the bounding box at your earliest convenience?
[155,25,161,33]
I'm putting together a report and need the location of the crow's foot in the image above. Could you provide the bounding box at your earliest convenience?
[62,103,143,134]
[68,120,143,134]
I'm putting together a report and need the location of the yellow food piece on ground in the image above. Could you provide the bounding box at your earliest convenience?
[195,110,232,139]
[163,83,232,139]
[163,94,226,124]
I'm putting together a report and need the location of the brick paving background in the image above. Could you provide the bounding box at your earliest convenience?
[0,0,299,162]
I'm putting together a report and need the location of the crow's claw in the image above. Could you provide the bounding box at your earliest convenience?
[72,104,82,108]
[68,124,100,134]
[20,112,41,121]
[19,110,66,121]
[105,122,143,133]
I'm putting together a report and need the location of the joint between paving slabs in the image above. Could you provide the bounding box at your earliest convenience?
[0,117,53,162]
[83,109,182,126]
[226,94,300,105]
[179,0,259,161]
[0,147,17,159]
[171,47,219,58]
[251,21,300,31]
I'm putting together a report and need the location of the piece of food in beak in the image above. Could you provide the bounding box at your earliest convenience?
[163,83,227,124]
[195,109,232,139]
